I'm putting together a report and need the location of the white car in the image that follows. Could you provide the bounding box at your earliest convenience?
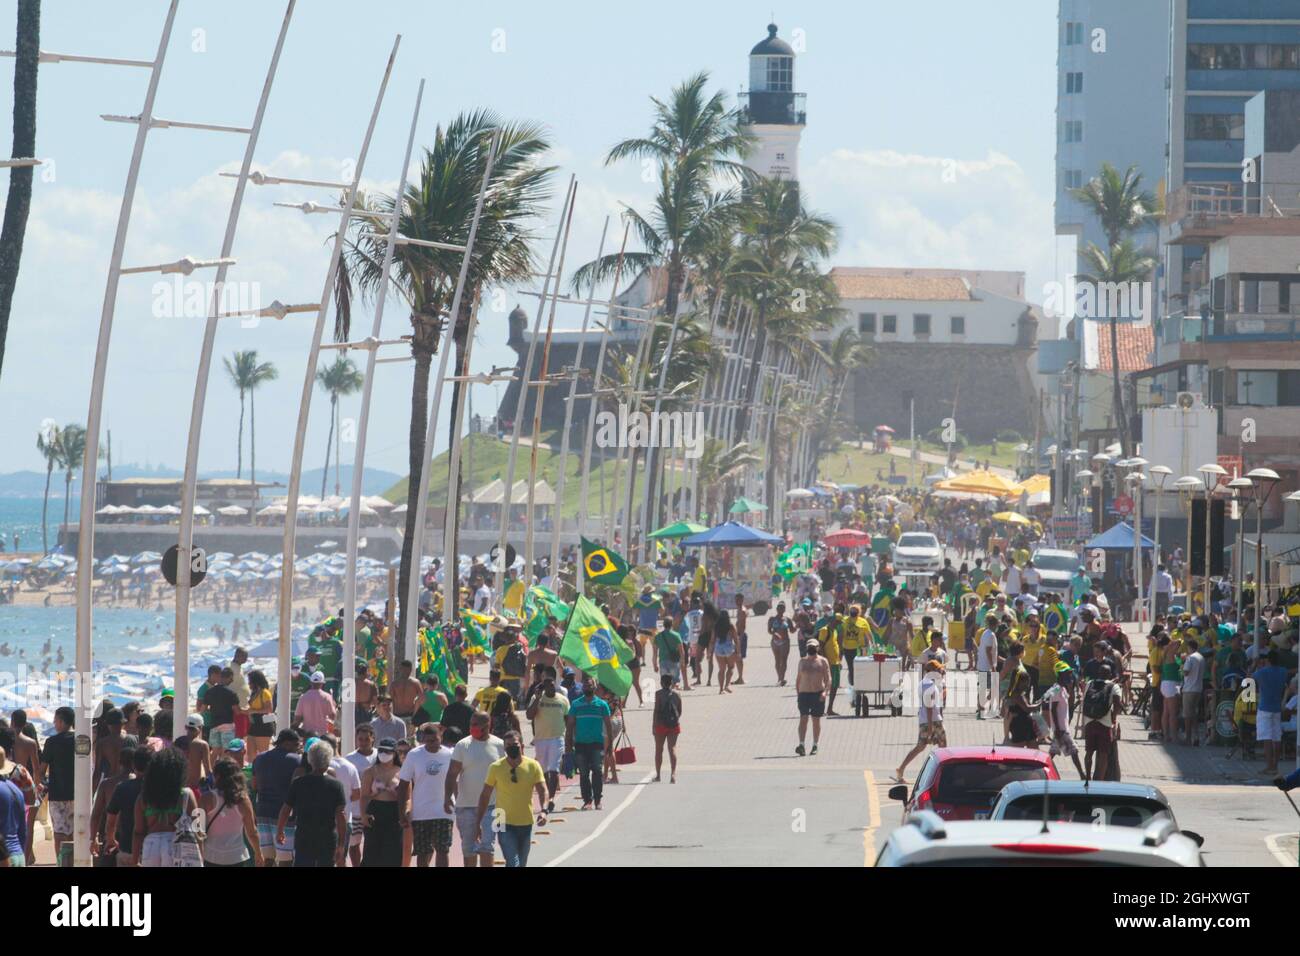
[874,811,1204,867]
[892,532,943,574]
[1030,548,1080,597]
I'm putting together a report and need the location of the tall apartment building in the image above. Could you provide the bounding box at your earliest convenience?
[1055,0,1170,259]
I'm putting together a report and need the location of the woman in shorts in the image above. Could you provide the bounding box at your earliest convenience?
[652,674,682,783]
[711,608,738,694]
[245,669,275,761]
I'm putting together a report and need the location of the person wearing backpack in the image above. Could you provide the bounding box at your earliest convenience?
[652,674,683,783]
[1081,663,1123,782]
[496,626,528,705]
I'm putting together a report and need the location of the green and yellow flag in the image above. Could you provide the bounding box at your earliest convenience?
[459,609,493,657]
[559,594,635,696]
[417,624,464,692]
[523,584,570,639]
[580,535,629,585]
[776,541,812,581]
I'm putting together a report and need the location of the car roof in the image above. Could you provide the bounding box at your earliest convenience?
[882,816,1201,866]
[994,780,1168,803]
[1032,548,1077,557]
[931,746,1053,765]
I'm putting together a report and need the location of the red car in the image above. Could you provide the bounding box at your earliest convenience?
[888,747,1059,821]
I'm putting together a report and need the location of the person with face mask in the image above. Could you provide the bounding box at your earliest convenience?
[444,712,505,867]
[476,730,546,868]
[359,738,403,867]
[525,668,569,812]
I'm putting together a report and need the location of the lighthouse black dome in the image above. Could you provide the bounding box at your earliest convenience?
[750,23,793,56]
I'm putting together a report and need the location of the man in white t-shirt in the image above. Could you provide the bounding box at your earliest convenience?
[398,723,455,867]
[1020,560,1041,597]
[896,660,946,782]
[443,711,504,868]
[1040,680,1084,778]
[474,581,493,614]
[977,625,999,719]
[341,725,377,866]
[1004,561,1022,598]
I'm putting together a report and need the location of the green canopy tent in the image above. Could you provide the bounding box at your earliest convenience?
[647,520,709,540]
[728,497,768,515]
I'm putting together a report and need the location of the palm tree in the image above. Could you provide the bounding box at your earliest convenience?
[1077,239,1156,457]
[336,110,553,646]
[223,350,273,480]
[243,356,277,492]
[573,74,750,554]
[1070,162,1158,249]
[821,327,872,419]
[58,423,85,537]
[315,356,363,499]
[730,177,839,446]
[0,0,39,381]
[35,421,61,554]
[695,439,760,524]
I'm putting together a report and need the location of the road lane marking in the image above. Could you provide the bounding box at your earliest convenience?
[544,771,655,867]
[1264,832,1298,867]
[863,769,881,866]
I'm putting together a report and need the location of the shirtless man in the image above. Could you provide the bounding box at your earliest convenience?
[7,710,42,864]
[390,659,424,724]
[734,594,748,686]
[887,605,915,670]
[353,660,378,727]
[92,709,130,790]
[178,714,212,798]
[526,632,559,677]
[795,638,832,756]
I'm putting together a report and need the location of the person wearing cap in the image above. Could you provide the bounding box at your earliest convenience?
[294,671,337,738]
[253,730,302,866]
[359,737,404,866]
[895,659,947,782]
[177,713,212,803]
[288,656,311,716]
[158,688,175,711]
[794,638,830,756]
[1041,663,1085,778]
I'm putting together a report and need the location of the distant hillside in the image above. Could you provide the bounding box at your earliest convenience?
[0,463,402,499]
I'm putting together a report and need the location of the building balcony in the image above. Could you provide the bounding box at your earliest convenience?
[1167,310,1300,346]
[738,90,806,126]
[1164,182,1300,244]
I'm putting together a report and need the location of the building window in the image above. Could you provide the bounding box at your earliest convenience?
[1063,120,1083,143]
[775,152,785,161]
[1063,168,1083,189]
[1187,112,1245,141]
[950,315,965,335]
[1064,21,1084,46]
[1065,71,1083,94]
[766,56,792,91]
[1188,43,1300,70]
[913,314,931,336]
[1234,370,1300,406]
[858,312,876,334]
[882,314,897,334]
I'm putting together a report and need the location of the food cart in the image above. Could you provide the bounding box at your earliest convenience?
[850,652,904,718]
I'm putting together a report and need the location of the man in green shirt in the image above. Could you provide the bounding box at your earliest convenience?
[655,617,688,689]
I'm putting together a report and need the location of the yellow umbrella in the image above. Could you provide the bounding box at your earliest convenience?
[991,511,1031,525]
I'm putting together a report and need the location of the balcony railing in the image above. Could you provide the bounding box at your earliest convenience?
[1165,182,1300,221]
[1168,310,1300,343]
[738,90,806,126]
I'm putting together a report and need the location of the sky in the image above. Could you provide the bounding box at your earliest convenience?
[0,0,1059,478]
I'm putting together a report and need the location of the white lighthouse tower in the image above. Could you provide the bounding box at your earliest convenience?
[740,23,805,182]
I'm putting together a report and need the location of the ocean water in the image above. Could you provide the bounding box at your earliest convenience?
[0,496,59,553]
[0,605,286,727]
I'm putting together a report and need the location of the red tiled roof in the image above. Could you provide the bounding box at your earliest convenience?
[1095,323,1153,372]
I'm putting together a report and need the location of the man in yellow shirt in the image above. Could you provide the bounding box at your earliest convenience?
[841,604,870,690]
[473,671,511,714]
[474,730,546,867]
[1021,612,1043,699]
[817,616,843,716]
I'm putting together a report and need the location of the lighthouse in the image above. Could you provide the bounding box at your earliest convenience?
[740,22,805,183]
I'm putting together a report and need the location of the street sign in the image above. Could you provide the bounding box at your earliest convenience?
[162,544,207,587]
[1112,494,1133,517]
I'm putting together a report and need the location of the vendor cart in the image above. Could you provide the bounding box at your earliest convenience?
[850,653,904,718]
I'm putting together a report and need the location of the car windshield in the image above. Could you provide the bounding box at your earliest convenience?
[1032,553,1079,573]
[1000,795,1169,827]
[898,534,937,549]
[935,761,1048,806]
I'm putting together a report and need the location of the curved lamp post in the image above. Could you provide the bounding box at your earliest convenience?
[1173,475,1205,607]
[1226,475,1253,629]
[1245,467,1280,623]
[1148,465,1172,620]
[1196,463,1228,614]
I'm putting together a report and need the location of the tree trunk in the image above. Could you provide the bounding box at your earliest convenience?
[250,386,257,491]
[639,256,685,561]
[0,0,39,380]
[62,470,70,542]
[397,344,434,660]
[236,391,245,479]
[733,305,768,443]
[444,294,474,621]
[334,401,342,497]
[320,395,335,501]
[1109,315,1130,456]
[40,460,50,553]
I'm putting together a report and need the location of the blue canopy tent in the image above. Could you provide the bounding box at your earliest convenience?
[1085,522,1156,551]
[681,520,783,548]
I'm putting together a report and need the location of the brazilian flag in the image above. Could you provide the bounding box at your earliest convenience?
[581,535,629,585]
[559,594,635,696]
[523,585,570,639]
[1042,602,1068,634]
[418,624,464,692]
[868,588,895,631]
[776,542,812,581]
[459,609,492,657]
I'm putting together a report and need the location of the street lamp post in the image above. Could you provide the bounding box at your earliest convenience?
[1246,468,1280,629]
[1149,465,1172,622]
[1196,463,1228,615]
[1174,475,1204,608]
[1227,476,1253,631]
